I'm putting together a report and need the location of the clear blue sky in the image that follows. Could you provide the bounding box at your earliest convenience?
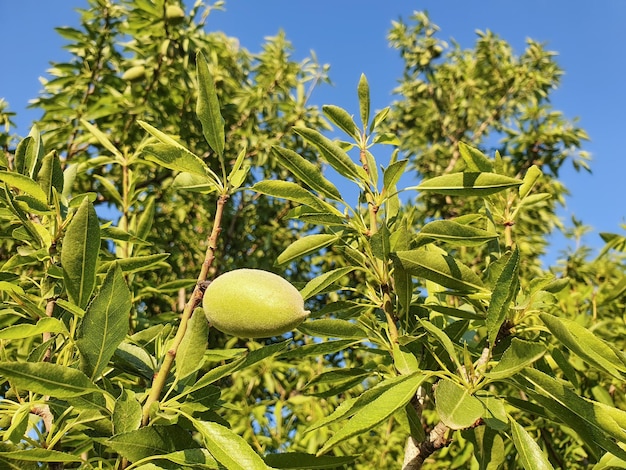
[1,1,625,264]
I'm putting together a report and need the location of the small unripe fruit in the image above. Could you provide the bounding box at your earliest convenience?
[121,65,146,82]
[165,5,185,24]
[203,269,310,338]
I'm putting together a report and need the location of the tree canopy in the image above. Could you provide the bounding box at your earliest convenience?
[0,1,625,469]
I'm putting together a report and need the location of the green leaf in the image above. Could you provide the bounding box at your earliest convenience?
[0,171,48,204]
[172,172,220,194]
[265,452,357,469]
[322,105,359,140]
[81,119,123,159]
[143,143,211,178]
[486,248,520,344]
[0,362,98,398]
[393,248,485,292]
[369,106,390,133]
[0,449,82,463]
[276,233,339,265]
[101,253,170,274]
[299,266,356,300]
[279,339,358,360]
[0,317,67,340]
[510,419,554,470]
[419,319,461,371]
[416,220,498,247]
[271,146,343,201]
[519,165,543,199]
[318,372,425,454]
[383,159,408,191]
[136,196,156,241]
[94,174,124,206]
[175,308,208,380]
[36,151,63,203]
[416,172,522,196]
[465,425,506,470]
[370,225,391,260]
[195,51,225,158]
[298,319,366,339]
[293,127,365,182]
[520,368,626,444]
[61,197,100,309]
[194,421,269,470]
[77,263,132,380]
[251,180,333,213]
[458,142,493,172]
[357,73,370,128]
[113,389,142,435]
[485,338,545,380]
[106,425,200,463]
[435,379,483,429]
[539,313,626,379]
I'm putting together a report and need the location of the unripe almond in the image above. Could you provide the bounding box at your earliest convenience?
[121,65,146,82]
[165,5,185,24]
[203,269,310,338]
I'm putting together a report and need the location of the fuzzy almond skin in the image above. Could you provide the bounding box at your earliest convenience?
[203,269,310,338]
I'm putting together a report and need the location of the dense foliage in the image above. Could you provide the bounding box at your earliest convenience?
[1,1,625,469]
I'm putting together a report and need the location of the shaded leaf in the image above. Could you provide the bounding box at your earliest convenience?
[106,425,199,463]
[485,338,545,380]
[61,197,100,309]
[458,142,493,172]
[0,362,98,398]
[265,452,357,469]
[0,449,82,463]
[77,263,132,380]
[113,389,142,435]
[416,220,498,247]
[172,172,220,194]
[298,319,366,339]
[195,51,225,157]
[486,248,520,344]
[175,308,209,380]
[434,379,483,429]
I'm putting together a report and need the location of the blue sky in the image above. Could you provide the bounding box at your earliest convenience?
[1,1,625,264]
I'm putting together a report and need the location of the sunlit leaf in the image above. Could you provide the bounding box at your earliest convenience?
[415,172,522,196]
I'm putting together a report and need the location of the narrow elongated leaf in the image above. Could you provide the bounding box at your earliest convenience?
[293,127,365,182]
[539,313,626,379]
[36,151,63,203]
[417,220,498,247]
[77,263,132,380]
[458,142,493,172]
[0,317,67,340]
[318,372,425,454]
[0,449,82,463]
[486,248,520,344]
[271,146,343,201]
[61,197,100,309]
[0,171,48,203]
[81,119,123,159]
[435,379,483,429]
[276,233,339,265]
[14,135,34,176]
[106,425,200,463]
[297,319,365,339]
[195,51,225,157]
[280,339,357,360]
[149,448,218,468]
[357,73,370,127]
[101,253,170,274]
[323,105,359,139]
[94,174,124,206]
[172,172,220,194]
[251,180,330,212]
[485,338,545,380]
[136,196,155,241]
[393,248,485,292]
[143,143,210,177]
[194,421,269,470]
[510,420,554,470]
[519,165,543,199]
[265,452,357,469]
[299,266,356,300]
[419,319,461,371]
[520,368,626,443]
[175,308,208,380]
[416,172,522,196]
[0,362,98,398]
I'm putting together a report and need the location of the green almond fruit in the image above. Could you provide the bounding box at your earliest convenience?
[165,5,185,24]
[203,268,310,338]
[121,65,146,82]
